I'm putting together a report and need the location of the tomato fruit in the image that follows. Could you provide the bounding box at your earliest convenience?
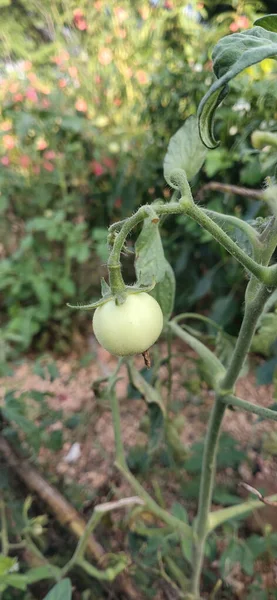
[93,292,163,356]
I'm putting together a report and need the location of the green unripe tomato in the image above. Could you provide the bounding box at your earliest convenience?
[93,292,163,356]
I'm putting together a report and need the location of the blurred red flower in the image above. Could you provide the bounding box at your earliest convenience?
[90,160,105,176]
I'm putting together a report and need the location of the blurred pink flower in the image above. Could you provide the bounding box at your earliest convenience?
[114,7,128,22]
[136,70,149,85]
[95,75,101,84]
[75,98,88,112]
[36,138,48,151]
[98,48,113,66]
[44,150,56,160]
[73,8,88,30]
[3,135,16,150]
[113,97,122,106]
[26,87,38,102]
[94,1,103,11]
[19,154,31,168]
[43,161,55,172]
[230,15,250,32]
[58,79,67,88]
[1,156,10,166]
[33,165,40,175]
[90,160,104,176]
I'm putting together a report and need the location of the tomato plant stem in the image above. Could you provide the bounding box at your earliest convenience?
[190,284,271,598]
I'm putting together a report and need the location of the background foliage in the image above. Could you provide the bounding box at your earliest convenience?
[0,0,276,361]
[1,2,277,600]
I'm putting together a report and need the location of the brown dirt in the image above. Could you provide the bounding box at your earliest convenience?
[1,338,277,598]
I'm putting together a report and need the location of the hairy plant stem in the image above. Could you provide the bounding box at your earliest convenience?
[107,203,183,298]
[185,202,271,285]
[190,284,271,598]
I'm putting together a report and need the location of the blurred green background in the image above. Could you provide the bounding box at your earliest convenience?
[0,0,277,362]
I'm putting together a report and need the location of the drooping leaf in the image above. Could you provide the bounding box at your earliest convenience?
[163,116,207,184]
[254,14,277,33]
[135,218,175,320]
[42,579,72,600]
[198,27,277,148]
[150,262,175,321]
[135,218,166,286]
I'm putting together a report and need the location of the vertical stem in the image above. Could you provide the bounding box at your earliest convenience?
[0,501,8,556]
[191,284,271,598]
[110,383,192,537]
[110,387,127,468]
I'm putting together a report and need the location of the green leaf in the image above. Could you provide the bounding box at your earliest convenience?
[42,579,72,600]
[0,574,27,591]
[3,402,38,438]
[135,218,167,287]
[198,27,277,148]
[252,313,277,356]
[240,542,255,576]
[163,116,207,183]
[246,535,267,560]
[254,15,277,33]
[212,488,242,506]
[171,502,189,524]
[45,430,63,451]
[101,278,111,297]
[0,196,8,214]
[256,356,277,385]
[0,555,17,576]
[148,403,164,453]
[150,262,175,321]
[47,361,60,382]
[26,565,61,583]
[219,539,243,576]
[210,294,239,328]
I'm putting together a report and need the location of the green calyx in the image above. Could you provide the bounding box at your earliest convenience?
[67,279,156,311]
